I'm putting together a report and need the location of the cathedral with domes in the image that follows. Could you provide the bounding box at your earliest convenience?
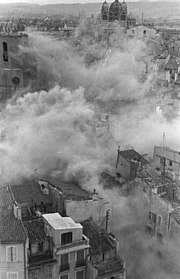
[101,0,136,27]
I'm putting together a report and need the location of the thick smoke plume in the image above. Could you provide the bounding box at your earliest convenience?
[1,22,180,279]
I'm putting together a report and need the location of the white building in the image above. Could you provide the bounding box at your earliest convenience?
[127,25,156,40]
[43,213,90,279]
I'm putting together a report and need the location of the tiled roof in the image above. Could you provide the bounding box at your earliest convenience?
[97,258,125,277]
[170,207,180,225]
[117,149,148,166]
[81,219,115,256]
[23,218,47,243]
[0,186,27,244]
[43,176,91,201]
[10,179,52,206]
[28,254,57,269]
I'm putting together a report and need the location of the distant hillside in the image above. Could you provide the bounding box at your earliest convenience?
[0,2,179,19]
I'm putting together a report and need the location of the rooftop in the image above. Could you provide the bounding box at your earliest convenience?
[10,179,52,206]
[154,145,180,155]
[42,176,91,201]
[97,258,125,277]
[0,186,26,244]
[28,254,57,269]
[81,219,115,256]
[43,213,82,230]
[23,218,47,243]
[117,149,148,166]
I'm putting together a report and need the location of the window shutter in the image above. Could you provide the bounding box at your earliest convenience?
[7,247,11,262]
[154,213,157,224]
[7,273,18,279]
[12,247,18,262]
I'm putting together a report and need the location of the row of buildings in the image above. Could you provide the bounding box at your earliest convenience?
[0,176,126,279]
[115,143,180,266]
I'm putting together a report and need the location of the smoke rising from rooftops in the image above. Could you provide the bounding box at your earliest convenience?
[1,25,180,181]
[1,18,180,279]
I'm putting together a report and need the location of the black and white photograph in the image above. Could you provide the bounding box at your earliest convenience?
[0,0,180,278]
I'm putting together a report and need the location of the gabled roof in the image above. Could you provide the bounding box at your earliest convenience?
[0,186,27,244]
[81,219,115,256]
[10,179,52,206]
[23,218,47,243]
[117,149,148,166]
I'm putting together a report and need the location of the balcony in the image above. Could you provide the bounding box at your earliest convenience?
[56,235,89,254]
[60,264,70,272]
[76,260,86,268]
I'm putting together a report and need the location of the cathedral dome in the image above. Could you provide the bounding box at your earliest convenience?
[109,0,122,14]
[121,0,127,11]
[102,0,109,11]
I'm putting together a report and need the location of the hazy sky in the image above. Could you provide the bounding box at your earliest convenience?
[0,0,142,4]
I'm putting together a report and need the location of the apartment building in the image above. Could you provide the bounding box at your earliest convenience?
[116,147,148,182]
[0,186,28,279]
[153,146,180,181]
[82,219,126,279]
[43,213,90,279]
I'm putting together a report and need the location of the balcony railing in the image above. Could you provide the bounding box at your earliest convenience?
[56,236,89,253]
[76,260,86,268]
[60,264,70,272]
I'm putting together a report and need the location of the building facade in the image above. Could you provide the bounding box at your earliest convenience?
[153,146,180,181]
[101,0,136,27]
[82,219,126,279]
[43,213,90,279]
[0,33,28,101]
[116,147,148,182]
[0,187,28,279]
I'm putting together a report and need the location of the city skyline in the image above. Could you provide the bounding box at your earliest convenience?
[0,0,158,4]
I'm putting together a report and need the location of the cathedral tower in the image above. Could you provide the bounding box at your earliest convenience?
[0,33,28,101]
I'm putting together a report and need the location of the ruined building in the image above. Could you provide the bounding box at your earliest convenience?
[0,32,28,101]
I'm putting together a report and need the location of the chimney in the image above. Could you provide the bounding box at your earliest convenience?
[14,204,22,219]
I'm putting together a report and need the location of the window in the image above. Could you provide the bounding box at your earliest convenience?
[60,253,69,272]
[157,232,163,243]
[132,30,135,34]
[2,42,8,62]
[76,270,84,279]
[7,273,18,279]
[38,242,43,253]
[6,247,18,262]
[158,215,162,226]
[60,275,68,279]
[169,160,172,166]
[160,157,166,164]
[61,232,72,245]
[143,30,147,35]
[76,250,85,267]
[149,211,157,223]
